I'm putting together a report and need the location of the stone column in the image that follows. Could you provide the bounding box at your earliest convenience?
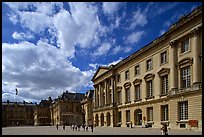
[169,41,178,90]
[191,28,201,84]
[98,83,101,107]
[105,80,107,106]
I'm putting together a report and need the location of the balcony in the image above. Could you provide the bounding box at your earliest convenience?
[168,83,202,97]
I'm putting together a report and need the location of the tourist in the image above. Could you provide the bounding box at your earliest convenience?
[161,123,168,135]
[56,124,58,130]
[91,124,93,132]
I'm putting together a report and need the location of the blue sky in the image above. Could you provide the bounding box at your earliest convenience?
[2,2,202,103]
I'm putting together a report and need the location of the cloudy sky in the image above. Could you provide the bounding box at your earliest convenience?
[2,2,202,103]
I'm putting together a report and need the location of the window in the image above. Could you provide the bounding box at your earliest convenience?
[135,65,140,76]
[178,101,188,120]
[117,74,121,83]
[125,70,130,80]
[181,66,191,88]
[102,92,105,106]
[109,79,112,86]
[147,59,152,71]
[161,105,168,121]
[147,107,153,121]
[117,91,122,104]
[161,51,167,64]
[146,80,153,97]
[126,110,130,122]
[97,94,99,107]
[108,92,112,105]
[125,88,131,103]
[118,111,122,122]
[161,75,168,94]
[135,85,141,101]
[181,38,189,53]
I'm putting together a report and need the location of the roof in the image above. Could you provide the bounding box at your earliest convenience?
[91,66,110,81]
[58,91,85,101]
[2,101,36,107]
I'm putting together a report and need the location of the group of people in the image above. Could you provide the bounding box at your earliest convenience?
[56,123,94,132]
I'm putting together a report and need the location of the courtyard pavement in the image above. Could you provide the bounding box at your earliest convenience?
[2,125,202,135]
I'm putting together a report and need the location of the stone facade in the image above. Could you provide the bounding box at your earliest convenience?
[91,6,202,131]
[33,97,52,126]
[50,91,85,126]
[2,100,36,127]
[81,90,94,126]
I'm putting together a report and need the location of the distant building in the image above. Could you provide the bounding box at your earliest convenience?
[81,90,94,126]
[2,100,36,126]
[50,91,85,126]
[91,6,202,131]
[33,97,52,126]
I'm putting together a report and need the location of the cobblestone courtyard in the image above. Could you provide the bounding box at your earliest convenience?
[2,126,202,135]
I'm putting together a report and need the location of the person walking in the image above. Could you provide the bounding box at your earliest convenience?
[161,123,168,135]
[130,121,133,128]
[56,124,59,130]
[91,124,94,132]
[63,124,65,130]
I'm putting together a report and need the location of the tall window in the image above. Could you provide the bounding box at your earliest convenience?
[147,107,153,121]
[102,92,105,106]
[117,74,121,83]
[161,75,168,94]
[109,79,112,86]
[125,88,131,103]
[181,38,189,53]
[135,65,140,76]
[181,66,191,88]
[146,80,153,97]
[118,111,122,122]
[108,92,112,105]
[126,110,130,122]
[161,51,167,64]
[117,91,122,104]
[161,105,168,121]
[135,85,141,101]
[178,101,188,120]
[125,70,130,80]
[97,94,99,107]
[147,59,152,71]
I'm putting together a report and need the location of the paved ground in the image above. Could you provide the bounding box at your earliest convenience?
[2,126,202,135]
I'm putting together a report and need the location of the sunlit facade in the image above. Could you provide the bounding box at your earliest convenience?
[92,6,202,131]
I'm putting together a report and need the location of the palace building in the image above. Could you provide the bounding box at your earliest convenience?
[2,100,36,127]
[50,91,85,126]
[33,97,52,126]
[81,90,94,126]
[91,6,202,131]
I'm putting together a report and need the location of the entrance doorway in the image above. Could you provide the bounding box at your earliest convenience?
[134,109,142,125]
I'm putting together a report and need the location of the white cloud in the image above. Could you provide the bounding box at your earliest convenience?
[52,2,101,58]
[2,40,94,102]
[128,9,148,30]
[124,46,132,53]
[19,11,53,32]
[126,31,144,44]
[93,42,111,57]
[102,2,122,16]
[108,57,123,66]
[159,29,166,36]
[112,45,122,54]
[68,2,100,48]
[12,31,34,40]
